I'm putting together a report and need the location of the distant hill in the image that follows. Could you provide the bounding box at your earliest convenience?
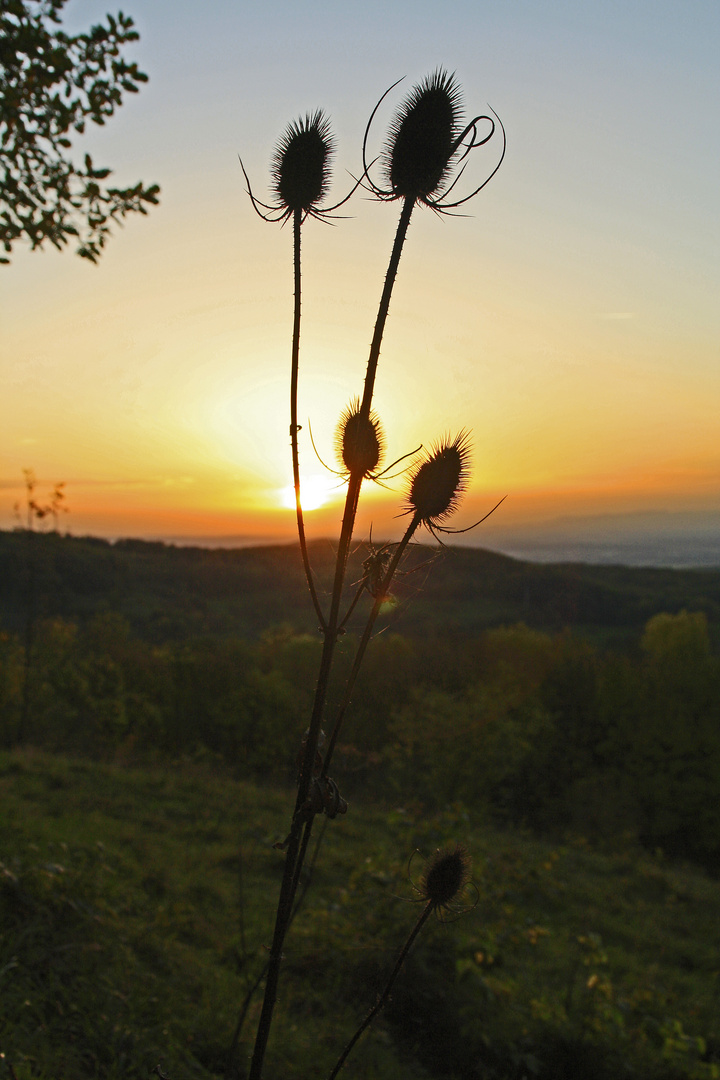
[2,529,719,646]
[158,509,720,568]
[479,509,720,568]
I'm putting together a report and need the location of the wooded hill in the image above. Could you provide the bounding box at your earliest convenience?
[2,529,720,870]
[1,528,719,645]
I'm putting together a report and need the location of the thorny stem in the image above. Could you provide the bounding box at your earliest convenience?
[249,195,417,1080]
[296,194,417,820]
[227,968,266,1080]
[323,513,421,777]
[359,194,414,422]
[291,208,326,630]
[328,901,434,1079]
[248,818,304,1078]
[226,819,325,1079]
[337,577,367,632]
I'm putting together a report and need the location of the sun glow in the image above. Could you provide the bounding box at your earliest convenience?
[280,473,343,512]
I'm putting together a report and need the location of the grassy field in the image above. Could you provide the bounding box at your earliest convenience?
[1,750,719,1079]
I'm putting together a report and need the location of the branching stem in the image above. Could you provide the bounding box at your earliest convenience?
[323,512,421,777]
[328,901,433,1079]
[249,193,417,1080]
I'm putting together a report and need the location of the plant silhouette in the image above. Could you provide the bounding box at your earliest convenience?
[14,470,68,742]
[240,69,505,1080]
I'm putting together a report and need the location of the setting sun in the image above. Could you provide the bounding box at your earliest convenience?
[1,4,717,552]
[280,473,343,513]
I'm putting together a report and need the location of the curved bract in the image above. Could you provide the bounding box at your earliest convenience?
[363,68,506,212]
[240,110,360,224]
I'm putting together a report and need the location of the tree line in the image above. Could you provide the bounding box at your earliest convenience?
[1,607,718,871]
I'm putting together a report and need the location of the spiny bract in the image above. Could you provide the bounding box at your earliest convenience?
[336,400,385,477]
[271,110,335,217]
[421,844,472,909]
[407,430,471,526]
[384,69,463,203]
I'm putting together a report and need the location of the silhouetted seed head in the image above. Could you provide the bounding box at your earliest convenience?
[384,69,463,203]
[336,400,385,477]
[271,111,334,217]
[407,431,471,525]
[421,845,471,909]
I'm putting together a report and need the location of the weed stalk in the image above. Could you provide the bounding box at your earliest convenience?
[243,70,504,1079]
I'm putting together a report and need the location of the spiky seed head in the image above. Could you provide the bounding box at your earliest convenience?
[407,431,471,525]
[421,845,471,909]
[384,69,463,202]
[271,110,334,216]
[336,399,385,477]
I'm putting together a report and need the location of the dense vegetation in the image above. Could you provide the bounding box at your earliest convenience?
[2,528,719,1077]
[2,528,720,643]
[2,529,720,870]
[1,751,719,1079]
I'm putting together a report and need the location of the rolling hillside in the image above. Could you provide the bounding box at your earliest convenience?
[1,529,719,646]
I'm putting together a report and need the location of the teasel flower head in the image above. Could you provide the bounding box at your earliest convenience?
[362,69,506,211]
[271,111,334,218]
[385,69,462,202]
[241,110,356,223]
[420,844,472,912]
[407,430,471,533]
[336,399,385,478]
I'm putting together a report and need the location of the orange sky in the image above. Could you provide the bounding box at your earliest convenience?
[2,1,718,544]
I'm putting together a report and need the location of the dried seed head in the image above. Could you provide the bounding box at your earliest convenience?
[421,845,471,909]
[336,399,385,477]
[271,110,334,216]
[407,431,471,526]
[384,69,463,202]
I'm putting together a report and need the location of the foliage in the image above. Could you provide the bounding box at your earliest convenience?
[1,750,718,1079]
[4,54,720,1076]
[0,0,159,263]
[2,601,720,873]
[2,529,720,645]
[13,469,67,531]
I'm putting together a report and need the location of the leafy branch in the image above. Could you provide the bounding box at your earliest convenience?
[0,0,159,263]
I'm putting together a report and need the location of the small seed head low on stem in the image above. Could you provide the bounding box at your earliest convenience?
[336,399,385,477]
[420,844,472,911]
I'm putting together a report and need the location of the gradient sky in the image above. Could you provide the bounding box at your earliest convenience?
[2,0,718,543]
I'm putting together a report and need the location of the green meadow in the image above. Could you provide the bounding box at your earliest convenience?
[1,749,718,1079]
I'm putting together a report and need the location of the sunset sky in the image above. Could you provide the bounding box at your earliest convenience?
[2,0,718,546]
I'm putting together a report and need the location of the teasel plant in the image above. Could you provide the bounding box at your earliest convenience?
[329,845,475,1079]
[240,110,359,628]
[242,70,506,1080]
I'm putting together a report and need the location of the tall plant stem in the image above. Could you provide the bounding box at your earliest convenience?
[323,513,421,777]
[291,208,326,630]
[359,193,413,422]
[296,193,417,811]
[226,819,324,1079]
[328,901,433,1080]
[249,194,416,1080]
